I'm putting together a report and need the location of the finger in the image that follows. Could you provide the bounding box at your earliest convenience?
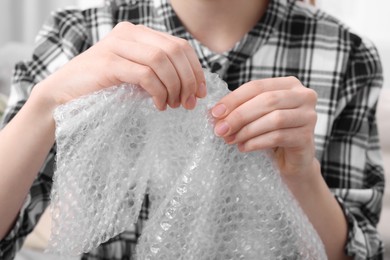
[237,126,312,153]
[224,108,316,144]
[107,37,181,108]
[152,30,206,98]
[155,38,197,109]
[213,89,305,137]
[109,54,168,110]
[131,25,201,109]
[211,77,303,119]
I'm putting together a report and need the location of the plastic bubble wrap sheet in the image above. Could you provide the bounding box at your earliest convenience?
[49,72,327,259]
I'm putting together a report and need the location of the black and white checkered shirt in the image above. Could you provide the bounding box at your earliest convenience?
[0,0,385,259]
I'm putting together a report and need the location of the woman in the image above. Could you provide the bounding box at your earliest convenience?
[0,0,384,259]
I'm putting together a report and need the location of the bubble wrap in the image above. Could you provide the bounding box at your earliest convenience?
[49,72,327,259]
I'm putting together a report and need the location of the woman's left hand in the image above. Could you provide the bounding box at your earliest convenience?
[211,76,318,179]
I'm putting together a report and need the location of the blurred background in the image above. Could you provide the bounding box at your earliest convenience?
[0,0,389,259]
[0,0,104,47]
[0,0,104,100]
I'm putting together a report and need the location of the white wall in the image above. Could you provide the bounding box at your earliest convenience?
[0,0,78,96]
[0,0,78,46]
[77,0,104,9]
[318,0,390,88]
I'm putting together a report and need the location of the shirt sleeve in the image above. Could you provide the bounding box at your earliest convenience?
[322,33,385,259]
[0,8,93,259]
[0,157,55,260]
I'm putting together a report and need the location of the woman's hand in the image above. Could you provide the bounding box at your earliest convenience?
[39,21,206,110]
[211,76,318,179]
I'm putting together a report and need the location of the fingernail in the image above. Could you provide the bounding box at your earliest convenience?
[186,95,197,109]
[214,121,229,136]
[198,82,207,97]
[212,104,227,118]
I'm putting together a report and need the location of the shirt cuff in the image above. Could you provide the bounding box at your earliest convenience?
[334,195,384,260]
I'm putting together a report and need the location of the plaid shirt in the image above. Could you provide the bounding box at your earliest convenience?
[0,0,385,259]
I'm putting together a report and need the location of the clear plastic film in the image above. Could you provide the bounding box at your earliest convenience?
[48,71,327,259]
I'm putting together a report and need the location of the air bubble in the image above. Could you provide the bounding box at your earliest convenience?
[48,72,326,259]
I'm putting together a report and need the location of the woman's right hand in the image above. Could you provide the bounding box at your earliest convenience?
[37,21,206,111]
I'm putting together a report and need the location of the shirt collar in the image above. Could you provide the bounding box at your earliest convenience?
[155,0,291,66]
[112,0,292,68]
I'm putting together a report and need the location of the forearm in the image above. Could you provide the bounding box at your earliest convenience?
[283,159,352,260]
[0,82,56,240]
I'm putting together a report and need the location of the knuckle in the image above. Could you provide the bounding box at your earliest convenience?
[241,125,251,137]
[101,51,116,66]
[300,88,318,105]
[101,35,114,46]
[287,76,301,85]
[252,79,265,89]
[139,67,156,86]
[149,49,167,65]
[134,24,147,30]
[271,131,285,145]
[133,24,150,35]
[307,88,318,102]
[176,38,191,50]
[264,92,278,107]
[230,109,246,127]
[273,111,285,128]
[237,125,251,141]
[244,140,258,152]
[141,66,154,79]
[166,42,182,56]
[114,21,132,31]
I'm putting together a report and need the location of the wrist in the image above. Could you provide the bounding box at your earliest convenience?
[280,158,350,259]
[24,79,60,138]
[281,158,323,201]
[29,77,62,114]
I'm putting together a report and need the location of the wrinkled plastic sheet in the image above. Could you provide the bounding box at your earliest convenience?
[48,72,327,259]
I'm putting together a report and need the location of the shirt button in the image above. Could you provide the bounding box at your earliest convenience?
[211,63,222,73]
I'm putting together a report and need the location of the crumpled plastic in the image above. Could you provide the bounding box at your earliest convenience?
[48,71,327,259]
